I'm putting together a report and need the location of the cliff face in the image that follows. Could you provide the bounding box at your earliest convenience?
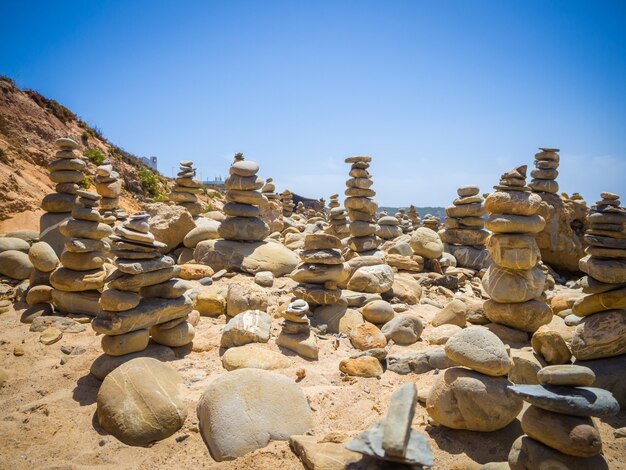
[0,76,161,231]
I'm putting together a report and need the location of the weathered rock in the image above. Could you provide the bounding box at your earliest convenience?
[484,299,552,333]
[51,289,101,316]
[28,242,59,272]
[289,435,361,470]
[0,237,30,253]
[90,345,177,380]
[276,330,319,360]
[570,310,626,360]
[432,299,467,327]
[96,358,186,446]
[226,282,268,317]
[410,227,444,259]
[444,327,512,376]
[538,365,596,387]
[428,324,462,345]
[0,250,33,280]
[349,322,387,351]
[508,436,608,470]
[197,369,314,460]
[220,310,271,348]
[347,264,394,294]
[312,302,364,334]
[531,323,573,365]
[101,329,150,356]
[381,314,423,345]
[339,356,383,378]
[483,265,545,303]
[146,203,196,251]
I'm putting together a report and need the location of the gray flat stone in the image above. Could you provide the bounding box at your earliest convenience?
[382,384,416,458]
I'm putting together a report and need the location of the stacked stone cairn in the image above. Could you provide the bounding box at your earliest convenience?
[171,160,204,216]
[296,201,305,214]
[408,205,420,228]
[345,156,380,254]
[325,194,348,238]
[261,177,278,201]
[219,156,270,241]
[528,147,559,194]
[92,213,194,357]
[40,137,82,255]
[422,214,440,231]
[347,384,433,467]
[482,166,552,333]
[508,364,619,468]
[94,159,124,225]
[376,214,402,240]
[571,192,626,361]
[427,326,523,431]
[440,185,489,269]
[276,299,318,359]
[50,190,112,316]
[281,190,295,218]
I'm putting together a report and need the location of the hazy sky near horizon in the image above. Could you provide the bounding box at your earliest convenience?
[2,0,625,206]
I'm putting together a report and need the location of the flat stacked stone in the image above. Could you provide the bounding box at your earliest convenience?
[292,233,344,307]
[327,206,350,239]
[344,156,380,253]
[275,299,318,359]
[281,190,295,218]
[261,177,278,201]
[482,166,551,333]
[171,160,204,216]
[40,137,82,255]
[408,205,420,228]
[376,214,402,240]
[219,156,270,241]
[427,327,523,431]
[94,159,123,225]
[92,213,194,357]
[296,201,305,214]
[528,147,559,194]
[50,190,112,316]
[422,214,440,231]
[508,365,618,468]
[571,192,626,360]
[328,194,340,210]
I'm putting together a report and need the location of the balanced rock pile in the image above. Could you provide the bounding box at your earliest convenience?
[40,137,82,255]
[376,214,402,240]
[261,177,278,201]
[482,166,551,333]
[171,160,204,216]
[50,189,112,316]
[508,364,619,468]
[440,185,489,269]
[346,383,433,468]
[281,190,295,218]
[92,213,194,358]
[344,156,380,254]
[422,214,440,231]
[326,195,350,239]
[408,205,420,227]
[427,327,523,431]
[571,192,626,360]
[276,299,318,359]
[219,157,270,241]
[94,159,123,225]
[528,147,559,194]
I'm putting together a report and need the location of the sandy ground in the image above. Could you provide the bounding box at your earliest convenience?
[0,276,624,470]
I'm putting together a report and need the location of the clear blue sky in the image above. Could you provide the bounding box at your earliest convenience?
[2,0,625,206]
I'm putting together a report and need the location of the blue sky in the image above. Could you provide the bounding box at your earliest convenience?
[1,0,625,206]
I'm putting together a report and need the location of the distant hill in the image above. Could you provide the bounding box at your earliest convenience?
[379,206,446,220]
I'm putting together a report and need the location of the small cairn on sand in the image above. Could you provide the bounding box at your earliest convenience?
[296,201,305,215]
[276,299,318,359]
[508,364,618,468]
[347,383,433,467]
[93,213,194,357]
[171,160,204,216]
[281,189,295,218]
[94,159,124,225]
[50,190,112,316]
[529,147,559,194]
[345,156,380,253]
[440,185,489,269]
[422,214,440,231]
[261,177,278,201]
[427,326,523,431]
[219,156,269,241]
[328,193,340,210]
[326,194,350,239]
[376,213,402,240]
[40,137,82,255]
[482,166,552,333]
[408,205,420,227]
[571,192,626,360]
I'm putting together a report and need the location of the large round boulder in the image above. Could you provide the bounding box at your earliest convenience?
[410,227,443,259]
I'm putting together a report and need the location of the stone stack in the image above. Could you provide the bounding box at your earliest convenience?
[261,177,278,201]
[376,214,402,240]
[508,364,618,468]
[94,159,123,225]
[327,206,350,239]
[427,327,523,431]
[344,156,380,254]
[40,137,82,256]
[276,299,318,359]
[50,190,112,316]
[528,147,559,194]
[440,185,489,269]
[422,215,440,231]
[408,205,420,227]
[328,194,340,210]
[171,160,204,216]
[292,233,344,307]
[482,166,552,333]
[296,201,305,214]
[92,213,194,357]
[571,192,626,360]
[281,190,295,218]
[219,157,270,242]
[347,384,433,468]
